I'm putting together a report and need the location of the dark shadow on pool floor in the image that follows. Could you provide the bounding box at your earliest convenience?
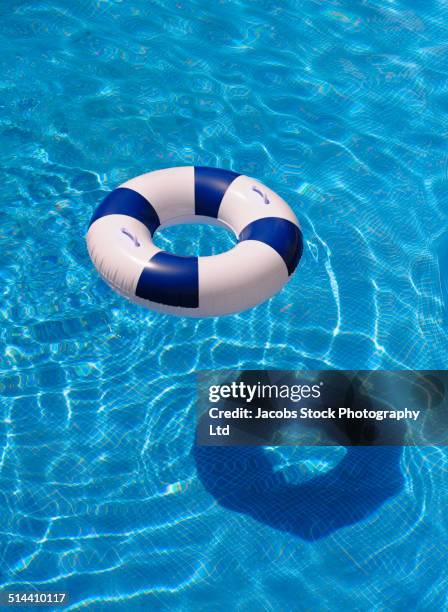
[193,371,404,541]
[193,444,403,541]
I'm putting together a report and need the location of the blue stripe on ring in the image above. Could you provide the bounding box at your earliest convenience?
[239,217,303,276]
[135,252,199,308]
[89,187,160,235]
[195,167,240,218]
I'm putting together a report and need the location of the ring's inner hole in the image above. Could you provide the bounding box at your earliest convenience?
[266,446,347,485]
[153,220,237,257]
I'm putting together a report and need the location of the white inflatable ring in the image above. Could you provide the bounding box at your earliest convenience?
[87,166,303,317]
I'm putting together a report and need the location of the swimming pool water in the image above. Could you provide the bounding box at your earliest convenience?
[1,0,448,609]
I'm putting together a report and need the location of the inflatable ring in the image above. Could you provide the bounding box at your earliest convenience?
[87,166,303,317]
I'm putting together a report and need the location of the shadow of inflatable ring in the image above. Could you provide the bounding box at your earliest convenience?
[193,443,403,541]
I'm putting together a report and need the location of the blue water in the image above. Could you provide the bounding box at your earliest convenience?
[1,0,448,609]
